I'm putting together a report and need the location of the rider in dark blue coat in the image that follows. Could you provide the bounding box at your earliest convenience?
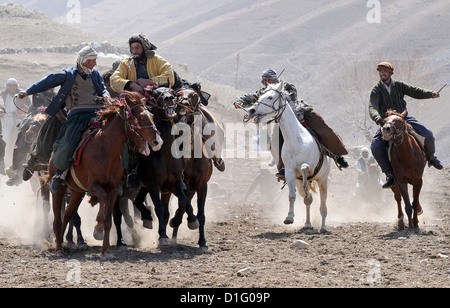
[18,45,110,193]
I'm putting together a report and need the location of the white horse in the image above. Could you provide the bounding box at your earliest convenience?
[247,82,331,232]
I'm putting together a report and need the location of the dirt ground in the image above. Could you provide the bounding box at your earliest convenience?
[0,151,448,289]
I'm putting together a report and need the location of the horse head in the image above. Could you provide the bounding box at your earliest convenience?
[25,112,48,144]
[381,109,407,142]
[146,86,177,120]
[106,91,163,155]
[175,88,200,123]
[247,82,286,124]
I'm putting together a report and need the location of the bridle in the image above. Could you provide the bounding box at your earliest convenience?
[174,89,202,121]
[146,88,178,119]
[383,116,407,145]
[113,97,159,147]
[247,88,289,124]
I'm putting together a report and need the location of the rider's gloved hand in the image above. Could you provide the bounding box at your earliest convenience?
[375,117,384,126]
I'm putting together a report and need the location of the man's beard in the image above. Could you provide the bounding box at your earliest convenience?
[133,53,146,62]
[380,76,390,83]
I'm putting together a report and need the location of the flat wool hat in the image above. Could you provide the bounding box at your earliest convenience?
[377,62,394,73]
[261,69,278,80]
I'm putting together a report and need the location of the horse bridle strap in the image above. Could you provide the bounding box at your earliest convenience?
[386,118,407,145]
[116,102,158,147]
[257,88,289,124]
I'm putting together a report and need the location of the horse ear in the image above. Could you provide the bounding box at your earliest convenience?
[400,110,407,118]
[276,81,284,92]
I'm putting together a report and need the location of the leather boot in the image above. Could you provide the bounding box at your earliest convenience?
[382,170,396,189]
[428,155,443,170]
[275,165,285,180]
[336,156,349,169]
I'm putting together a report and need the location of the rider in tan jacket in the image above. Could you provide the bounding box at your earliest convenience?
[110,33,175,93]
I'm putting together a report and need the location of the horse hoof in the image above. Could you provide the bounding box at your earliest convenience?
[55,249,65,257]
[200,246,210,254]
[142,219,153,229]
[319,227,328,234]
[65,242,77,252]
[284,218,294,225]
[188,219,199,230]
[117,245,129,251]
[101,253,115,261]
[77,242,88,251]
[158,238,170,247]
[93,230,104,241]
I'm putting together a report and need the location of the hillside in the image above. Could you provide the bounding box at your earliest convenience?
[0,3,106,48]
[0,1,449,163]
[54,0,450,155]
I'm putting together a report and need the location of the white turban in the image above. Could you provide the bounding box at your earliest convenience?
[77,45,98,74]
[5,78,19,86]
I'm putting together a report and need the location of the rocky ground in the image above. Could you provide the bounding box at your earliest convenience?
[0,153,448,289]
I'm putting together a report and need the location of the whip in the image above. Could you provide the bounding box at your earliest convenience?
[436,84,447,95]
[13,94,28,113]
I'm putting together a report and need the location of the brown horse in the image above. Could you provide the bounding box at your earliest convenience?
[381,110,426,230]
[171,87,213,251]
[49,91,162,255]
[25,112,86,248]
[25,113,48,144]
[24,112,52,234]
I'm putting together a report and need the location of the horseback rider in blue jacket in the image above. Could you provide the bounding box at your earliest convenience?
[18,45,110,193]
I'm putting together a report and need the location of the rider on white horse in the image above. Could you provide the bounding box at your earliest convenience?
[234,69,349,179]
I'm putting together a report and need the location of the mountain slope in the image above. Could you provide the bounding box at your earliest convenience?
[1,1,449,162]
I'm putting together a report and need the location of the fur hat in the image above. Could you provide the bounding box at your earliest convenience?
[128,33,157,58]
[376,62,394,73]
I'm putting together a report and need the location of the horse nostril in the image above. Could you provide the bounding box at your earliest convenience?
[248,109,255,116]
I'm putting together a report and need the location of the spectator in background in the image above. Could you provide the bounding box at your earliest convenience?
[0,78,31,163]
[5,88,55,186]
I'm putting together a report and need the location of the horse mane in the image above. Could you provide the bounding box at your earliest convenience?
[386,109,407,118]
[96,91,145,125]
[96,98,123,125]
